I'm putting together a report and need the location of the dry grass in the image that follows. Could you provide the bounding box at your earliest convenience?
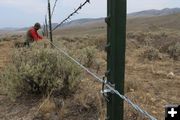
[51,28,179,119]
[0,15,180,120]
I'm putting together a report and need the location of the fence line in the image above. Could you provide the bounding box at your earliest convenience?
[43,0,157,119]
[45,39,157,120]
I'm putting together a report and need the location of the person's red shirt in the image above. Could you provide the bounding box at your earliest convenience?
[29,27,42,41]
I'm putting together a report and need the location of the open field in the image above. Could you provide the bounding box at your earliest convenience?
[0,13,180,120]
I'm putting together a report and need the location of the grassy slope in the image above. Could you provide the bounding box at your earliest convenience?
[54,13,180,35]
[127,13,180,31]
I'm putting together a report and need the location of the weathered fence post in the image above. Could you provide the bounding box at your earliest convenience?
[48,0,53,47]
[45,15,49,38]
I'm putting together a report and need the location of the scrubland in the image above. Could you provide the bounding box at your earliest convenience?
[0,16,179,120]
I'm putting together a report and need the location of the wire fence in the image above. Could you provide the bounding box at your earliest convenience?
[45,39,157,120]
[44,0,157,120]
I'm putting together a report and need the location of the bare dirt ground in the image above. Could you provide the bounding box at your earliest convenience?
[0,94,41,120]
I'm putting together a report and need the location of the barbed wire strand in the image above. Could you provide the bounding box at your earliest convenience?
[51,0,58,17]
[45,39,157,120]
[106,84,157,120]
[52,0,90,31]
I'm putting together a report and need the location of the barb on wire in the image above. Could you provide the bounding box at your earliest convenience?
[45,39,156,120]
[52,0,90,31]
[51,0,58,17]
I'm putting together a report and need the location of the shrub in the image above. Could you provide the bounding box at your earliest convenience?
[14,41,25,48]
[125,80,141,93]
[61,37,75,42]
[92,35,106,51]
[168,42,180,60]
[0,38,3,42]
[127,32,137,39]
[0,48,82,99]
[2,37,10,41]
[76,46,98,68]
[142,47,160,61]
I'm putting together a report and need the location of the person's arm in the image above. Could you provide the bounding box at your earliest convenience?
[30,29,42,41]
[37,34,42,40]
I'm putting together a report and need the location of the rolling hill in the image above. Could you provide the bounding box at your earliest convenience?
[55,8,180,30]
[127,13,180,31]
[53,13,180,36]
[53,8,180,33]
[1,8,180,33]
[128,8,180,18]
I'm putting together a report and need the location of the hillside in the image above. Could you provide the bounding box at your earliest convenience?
[54,8,180,30]
[1,8,180,33]
[128,8,180,18]
[127,13,180,31]
[53,13,180,36]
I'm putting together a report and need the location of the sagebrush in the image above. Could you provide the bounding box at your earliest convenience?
[168,42,180,60]
[142,47,160,61]
[0,48,82,99]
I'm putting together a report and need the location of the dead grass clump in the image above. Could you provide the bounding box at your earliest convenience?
[142,47,161,61]
[75,46,98,68]
[66,80,105,120]
[168,42,180,60]
[0,35,22,43]
[127,32,138,39]
[125,80,141,93]
[127,32,153,47]
[127,31,174,50]
[34,97,64,120]
[0,48,82,99]
[124,92,158,120]
[0,38,3,42]
[93,35,106,51]
[0,37,11,42]
[14,41,25,48]
[129,32,150,43]
[61,36,76,43]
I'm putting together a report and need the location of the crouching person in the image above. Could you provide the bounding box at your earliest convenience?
[24,23,43,47]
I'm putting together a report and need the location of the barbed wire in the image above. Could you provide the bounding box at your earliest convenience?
[45,39,157,120]
[45,0,156,119]
[52,0,90,31]
[51,0,59,17]
[106,84,157,120]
